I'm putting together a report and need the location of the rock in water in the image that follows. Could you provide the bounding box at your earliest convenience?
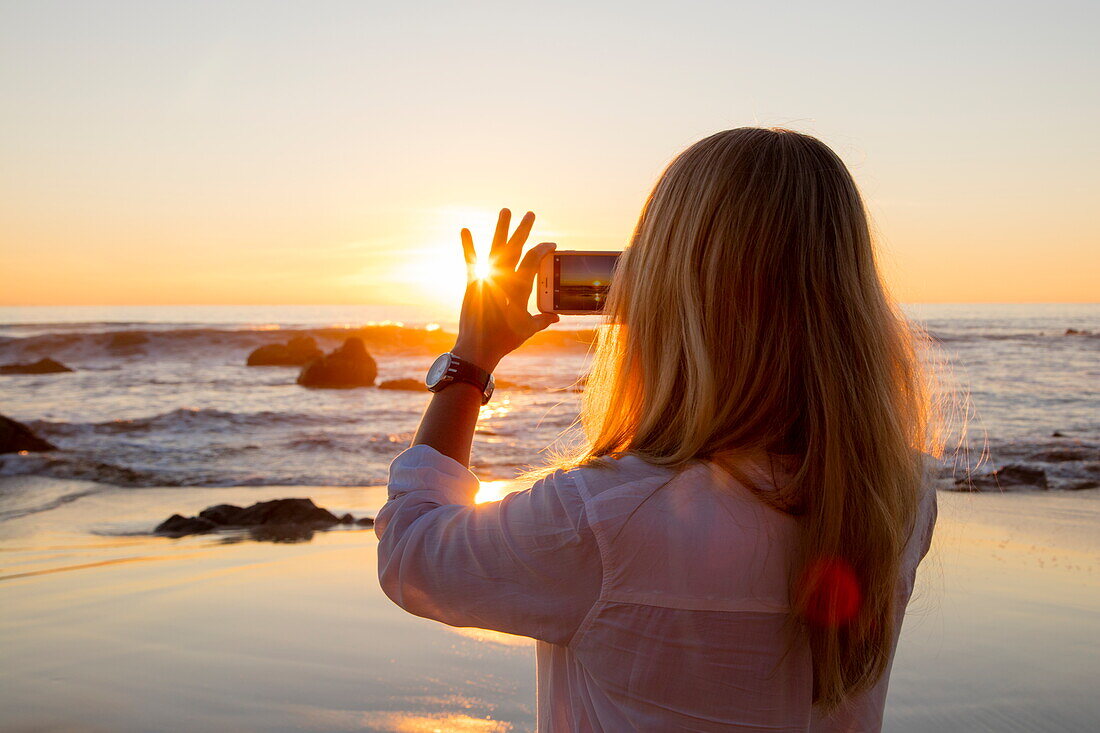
[198,503,246,525]
[297,338,377,388]
[233,498,339,525]
[0,358,74,374]
[957,464,1049,491]
[155,514,218,537]
[0,414,57,453]
[246,336,323,366]
[155,498,356,538]
[378,378,425,391]
[1028,448,1093,462]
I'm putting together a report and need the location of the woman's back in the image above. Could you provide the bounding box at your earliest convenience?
[379,447,937,731]
[547,453,935,732]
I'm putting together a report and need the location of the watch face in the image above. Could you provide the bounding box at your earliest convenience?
[425,353,452,388]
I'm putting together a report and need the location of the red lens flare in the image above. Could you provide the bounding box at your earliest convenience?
[799,557,862,627]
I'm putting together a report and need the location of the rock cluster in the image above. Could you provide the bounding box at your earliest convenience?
[154,497,374,539]
[297,338,377,388]
[956,464,1049,492]
[246,336,323,366]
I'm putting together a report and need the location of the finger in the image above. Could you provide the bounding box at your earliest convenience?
[489,208,511,266]
[500,211,535,270]
[460,228,476,265]
[516,241,555,282]
[512,242,556,302]
[460,228,477,282]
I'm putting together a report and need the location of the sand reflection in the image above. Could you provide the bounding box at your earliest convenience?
[357,712,511,732]
[449,626,533,648]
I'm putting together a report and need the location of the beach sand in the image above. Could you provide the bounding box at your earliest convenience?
[1,478,1097,732]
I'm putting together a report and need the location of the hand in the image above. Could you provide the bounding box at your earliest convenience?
[452,208,559,372]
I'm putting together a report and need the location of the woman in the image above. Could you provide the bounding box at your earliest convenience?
[376,128,939,731]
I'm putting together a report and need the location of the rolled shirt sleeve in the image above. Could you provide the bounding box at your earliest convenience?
[375,445,602,646]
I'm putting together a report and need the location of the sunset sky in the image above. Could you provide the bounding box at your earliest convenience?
[1,0,1097,308]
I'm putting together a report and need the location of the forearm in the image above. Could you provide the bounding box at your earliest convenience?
[411,381,483,467]
[410,207,556,468]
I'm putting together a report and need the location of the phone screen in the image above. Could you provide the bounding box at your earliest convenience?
[554,253,619,311]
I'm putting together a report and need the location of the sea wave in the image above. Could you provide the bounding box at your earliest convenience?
[0,482,106,521]
[0,323,596,365]
[943,436,1100,491]
[27,408,363,437]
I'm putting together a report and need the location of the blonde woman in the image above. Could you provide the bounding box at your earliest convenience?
[377,128,939,732]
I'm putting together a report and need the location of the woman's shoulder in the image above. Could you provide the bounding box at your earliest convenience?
[555,452,680,502]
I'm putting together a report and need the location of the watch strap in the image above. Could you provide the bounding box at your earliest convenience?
[432,353,494,404]
[448,355,492,394]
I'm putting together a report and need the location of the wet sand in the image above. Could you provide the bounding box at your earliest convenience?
[1,478,1097,732]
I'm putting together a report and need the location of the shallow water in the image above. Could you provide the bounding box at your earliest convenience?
[0,479,1097,732]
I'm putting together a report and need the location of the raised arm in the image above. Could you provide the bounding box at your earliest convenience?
[412,208,557,466]
[376,445,601,645]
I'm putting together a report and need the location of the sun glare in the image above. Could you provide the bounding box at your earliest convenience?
[475,480,514,504]
[398,207,507,306]
[473,259,492,280]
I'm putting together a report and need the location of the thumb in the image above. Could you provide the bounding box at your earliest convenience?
[530,312,560,333]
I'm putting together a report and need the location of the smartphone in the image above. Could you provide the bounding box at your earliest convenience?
[536,250,621,315]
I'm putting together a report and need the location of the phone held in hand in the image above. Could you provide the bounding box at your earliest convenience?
[536,251,621,315]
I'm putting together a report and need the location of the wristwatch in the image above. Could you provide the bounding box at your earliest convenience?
[425,352,495,405]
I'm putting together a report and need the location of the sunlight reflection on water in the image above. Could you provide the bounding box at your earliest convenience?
[479,397,513,421]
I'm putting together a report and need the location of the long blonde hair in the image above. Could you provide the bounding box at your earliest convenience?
[560,128,939,710]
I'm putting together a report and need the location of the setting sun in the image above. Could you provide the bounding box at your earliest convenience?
[472,259,492,281]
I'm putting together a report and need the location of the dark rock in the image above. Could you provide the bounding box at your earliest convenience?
[233,498,339,526]
[1028,448,1092,462]
[155,514,217,537]
[1064,328,1090,336]
[154,498,346,538]
[957,464,1049,492]
[339,513,354,524]
[297,338,377,388]
[108,332,149,352]
[246,336,323,366]
[0,414,56,453]
[0,358,73,374]
[355,516,375,527]
[1052,431,1066,438]
[198,503,246,525]
[378,378,424,391]
[1067,480,1100,491]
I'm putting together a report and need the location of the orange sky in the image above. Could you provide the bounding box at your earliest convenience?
[1,3,1097,306]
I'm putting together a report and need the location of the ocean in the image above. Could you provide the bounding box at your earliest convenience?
[0,304,1096,509]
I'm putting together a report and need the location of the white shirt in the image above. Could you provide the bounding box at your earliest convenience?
[376,445,937,732]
